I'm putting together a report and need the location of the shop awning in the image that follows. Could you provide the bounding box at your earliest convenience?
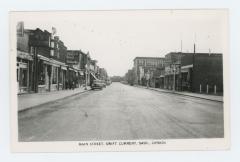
[17,51,33,61]
[181,64,193,70]
[90,72,98,80]
[61,66,67,70]
[79,71,84,76]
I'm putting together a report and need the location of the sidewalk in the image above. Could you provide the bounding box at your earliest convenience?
[135,85,223,102]
[18,86,91,111]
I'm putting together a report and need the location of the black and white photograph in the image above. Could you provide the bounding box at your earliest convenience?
[9,9,230,151]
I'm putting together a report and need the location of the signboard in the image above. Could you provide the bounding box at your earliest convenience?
[66,51,79,65]
[29,29,51,47]
[17,51,33,61]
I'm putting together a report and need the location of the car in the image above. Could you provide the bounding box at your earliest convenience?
[91,80,103,90]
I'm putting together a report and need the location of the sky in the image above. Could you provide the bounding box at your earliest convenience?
[12,10,228,76]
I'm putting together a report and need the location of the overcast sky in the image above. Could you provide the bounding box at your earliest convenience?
[14,10,228,76]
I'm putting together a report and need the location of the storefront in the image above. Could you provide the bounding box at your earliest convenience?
[17,51,33,94]
[37,55,66,92]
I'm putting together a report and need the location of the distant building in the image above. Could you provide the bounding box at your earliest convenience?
[99,68,108,81]
[133,57,164,87]
[124,68,135,85]
[111,76,123,82]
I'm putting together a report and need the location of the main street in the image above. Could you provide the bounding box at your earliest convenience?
[18,82,224,141]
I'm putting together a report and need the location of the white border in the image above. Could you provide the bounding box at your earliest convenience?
[9,9,230,152]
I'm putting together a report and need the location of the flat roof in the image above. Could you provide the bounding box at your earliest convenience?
[134,57,164,60]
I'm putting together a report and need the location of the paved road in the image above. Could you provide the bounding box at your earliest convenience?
[18,82,224,141]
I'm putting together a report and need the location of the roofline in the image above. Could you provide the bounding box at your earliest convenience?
[166,52,222,55]
[134,57,165,60]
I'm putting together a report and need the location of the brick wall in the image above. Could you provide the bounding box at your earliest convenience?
[192,54,223,93]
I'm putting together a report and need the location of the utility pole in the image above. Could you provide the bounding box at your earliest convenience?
[85,64,87,90]
[173,64,176,92]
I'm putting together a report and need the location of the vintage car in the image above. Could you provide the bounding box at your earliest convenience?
[91,80,103,90]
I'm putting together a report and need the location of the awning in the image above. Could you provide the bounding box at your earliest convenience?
[181,68,189,73]
[39,55,65,67]
[79,71,84,76]
[181,64,193,70]
[17,51,33,61]
[61,66,67,70]
[90,72,98,80]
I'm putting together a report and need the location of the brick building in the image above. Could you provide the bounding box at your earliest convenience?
[180,53,223,94]
[29,28,69,92]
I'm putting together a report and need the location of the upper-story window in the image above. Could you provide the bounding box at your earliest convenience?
[30,46,34,54]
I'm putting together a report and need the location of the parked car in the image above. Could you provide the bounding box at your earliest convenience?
[91,80,103,90]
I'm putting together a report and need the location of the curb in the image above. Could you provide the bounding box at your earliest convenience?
[134,85,223,103]
[18,89,91,113]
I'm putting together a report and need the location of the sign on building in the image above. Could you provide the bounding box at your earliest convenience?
[66,51,79,65]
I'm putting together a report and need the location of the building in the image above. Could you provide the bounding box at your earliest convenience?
[17,23,34,94]
[28,28,68,92]
[133,57,165,87]
[17,24,107,92]
[180,53,223,94]
[99,68,108,81]
[52,36,68,90]
[66,50,86,88]
[124,68,135,85]
[164,52,191,90]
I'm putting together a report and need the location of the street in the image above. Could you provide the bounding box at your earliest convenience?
[18,82,224,141]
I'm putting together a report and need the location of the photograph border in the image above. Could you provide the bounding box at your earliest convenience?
[9,9,230,152]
